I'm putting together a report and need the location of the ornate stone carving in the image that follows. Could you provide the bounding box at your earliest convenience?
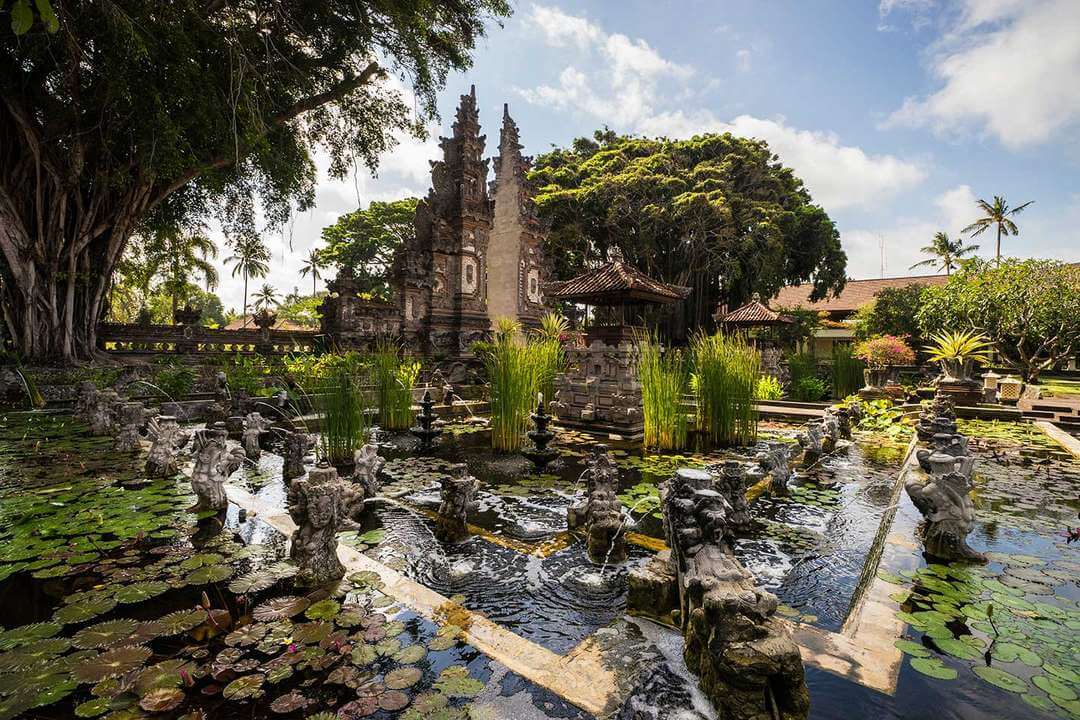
[709,460,754,534]
[352,443,385,501]
[797,420,824,465]
[754,441,796,495]
[906,465,985,562]
[82,387,120,436]
[114,401,146,453]
[73,381,98,425]
[435,463,480,543]
[242,412,273,461]
[282,431,313,482]
[632,467,810,720]
[916,391,956,441]
[145,415,190,477]
[287,464,362,587]
[189,428,244,512]
[567,445,626,563]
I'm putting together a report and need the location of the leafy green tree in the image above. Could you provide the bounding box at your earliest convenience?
[146,285,226,327]
[154,229,218,323]
[252,284,279,313]
[225,238,271,320]
[851,284,928,347]
[299,250,327,297]
[962,195,1034,263]
[277,293,326,329]
[529,131,846,334]
[320,198,419,300]
[0,0,510,360]
[917,259,1080,381]
[909,232,978,275]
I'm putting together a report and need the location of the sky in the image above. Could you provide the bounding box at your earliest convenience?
[210,0,1080,313]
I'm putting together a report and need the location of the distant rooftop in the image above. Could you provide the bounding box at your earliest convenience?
[771,274,949,315]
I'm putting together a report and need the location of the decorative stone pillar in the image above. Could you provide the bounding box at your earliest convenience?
[87,389,121,436]
[435,463,480,543]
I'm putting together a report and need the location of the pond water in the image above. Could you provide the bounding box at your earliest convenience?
[1,411,1077,720]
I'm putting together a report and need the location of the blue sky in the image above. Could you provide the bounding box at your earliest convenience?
[213,0,1080,311]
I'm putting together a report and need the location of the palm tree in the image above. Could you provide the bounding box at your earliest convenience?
[299,249,326,296]
[909,231,979,276]
[225,237,270,320]
[962,195,1034,263]
[150,229,218,322]
[252,283,278,313]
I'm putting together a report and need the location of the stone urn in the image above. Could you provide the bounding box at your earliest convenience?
[859,366,896,399]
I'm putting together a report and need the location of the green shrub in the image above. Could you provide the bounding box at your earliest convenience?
[220,354,273,396]
[637,330,689,451]
[373,340,418,431]
[831,345,864,399]
[691,332,760,448]
[152,363,196,400]
[481,318,543,452]
[754,375,784,401]
[792,376,826,401]
[316,369,369,467]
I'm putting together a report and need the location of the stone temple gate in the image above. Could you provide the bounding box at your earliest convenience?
[321,86,549,356]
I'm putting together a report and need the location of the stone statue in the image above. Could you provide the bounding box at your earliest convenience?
[114,401,147,453]
[710,460,753,534]
[633,467,810,720]
[225,415,245,440]
[797,420,824,466]
[288,464,361,587]
[242,412,272,461]
[905,466,985,562]
[206,371,231,425]
[755,441,796,495]
[352,443,385,500]
[73,381,98,425]
[145,415,190,477]
[86,388,121,436]
[567,445,626,564]
[189,428,244,512]
[282,431,313,482]
[833,405,853,440]
[435,463,480,543]
[917,392,956,441]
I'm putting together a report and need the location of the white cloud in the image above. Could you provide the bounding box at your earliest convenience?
[886,0,1080,147]
[933,183,978,232]
[638,111,927,211]
[735,49,752,72]
[522,4,693,125]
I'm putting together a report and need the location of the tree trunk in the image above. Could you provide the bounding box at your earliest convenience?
[996,224,1002,263]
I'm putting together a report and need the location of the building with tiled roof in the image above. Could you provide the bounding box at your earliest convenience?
[544,258,691,306]
[771,274,949,320]
[717,300,794,328]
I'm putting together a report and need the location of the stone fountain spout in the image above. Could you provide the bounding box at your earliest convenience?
[242,412,273,461]
[282,430,313,482]
[410,390,442,452]
[435,463,480,543]
[522,395,557,471]
[628,468,810,720]
[708,460,754,534]
[114,401,147,453]
[352,442,385,503]
[755,441,797,496]
[796,421,823,466]
[189,428,244,512]
[567,444,625,564]
[288,464,364,587]
[145,415,190,477]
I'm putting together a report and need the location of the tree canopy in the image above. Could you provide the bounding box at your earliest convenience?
[917,259,1080,381]
[851,284,929,346]
[529,130,847,334]
[319,198,419,301]
[0,0,509,359]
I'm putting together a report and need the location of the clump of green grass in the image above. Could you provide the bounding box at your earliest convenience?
[636,330,689,451]
[691,331,761,448]
[831,345,864,399]
[481,318,546,453]
[317,368,369,468]
[372,339,419,431]
[530,312,569,405]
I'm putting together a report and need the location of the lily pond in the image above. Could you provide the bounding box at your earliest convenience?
[0,412,1078,720]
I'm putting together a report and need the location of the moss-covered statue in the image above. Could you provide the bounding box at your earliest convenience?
[709,460,754,534]
[189,428,244,512]
[797,420,823,466]
[145,415,190,477]
[352,443,385,502]
[754,441,796,496]
[287,464,363,586]
[435,463,480,543]
[567,444,626,563]
[242,412,273,461]
[282,431,313,482]
[114,401,147,453]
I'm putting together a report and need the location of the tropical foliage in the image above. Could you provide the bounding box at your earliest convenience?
[299,250,327,297]
[319,198,420,301]
[225,237,271,319]
[962,195,1034,262]
[637,331,689,450]
[831,345,864,399]
[0,0,509,359]
[909,231,978,275]
[851,284,928,348]
[691,332,761,448]
[918,259,1080,381]
[372,340,420,431]
[317,369,370,468]
[853,335,916,368]
[252,284,279,313]
[754,375,784,401]
[529,130,847,334]
[479,319,551,452]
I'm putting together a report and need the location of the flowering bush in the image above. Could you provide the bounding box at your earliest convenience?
[853,334,915,368]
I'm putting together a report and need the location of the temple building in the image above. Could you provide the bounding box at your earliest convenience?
[323,86,549,355]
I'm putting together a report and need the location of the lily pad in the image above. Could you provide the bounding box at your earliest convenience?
[253,596,309,622]
[433,665,484,697]
[139,687,185,712]
[893,639,931,658]
[305,599,341,621]
[222,674,265,700]
[909,657,957,680]
[385,666,423,690]
[1033,674,1078,701]
[72,646,152,683]
[972,666,1028,693]
[73,619,139,650]
[157,609,209,636]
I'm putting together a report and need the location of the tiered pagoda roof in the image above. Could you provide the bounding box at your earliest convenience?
[544,258,690,306]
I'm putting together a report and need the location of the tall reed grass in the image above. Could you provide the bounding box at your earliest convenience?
[691,331,761,448]
[636,330,689,450]
[831,345,864,399]
[482,317,563,452]
[316,369,369,468]
[372,339,419,430]
[530,312,569,406]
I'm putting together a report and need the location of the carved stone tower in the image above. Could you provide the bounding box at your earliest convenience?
[488,104,547,330]
[398,85,493,354]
